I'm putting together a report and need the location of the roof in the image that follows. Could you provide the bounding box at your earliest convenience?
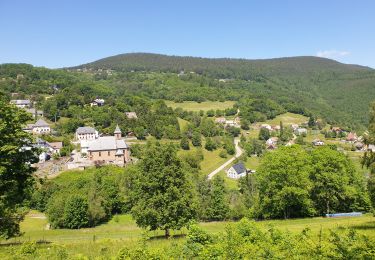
[33,119,49,127]
[76,126,97,134]
[87,136,128,151]
[47,142,63,149]
[231,163,246,175]
[93,98,105,103]
[10,99,31,105]
[114,124,122,134]
[125,112,138,119]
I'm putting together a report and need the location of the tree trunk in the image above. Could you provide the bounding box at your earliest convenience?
[165,228,170,238]
[326,200,330,216]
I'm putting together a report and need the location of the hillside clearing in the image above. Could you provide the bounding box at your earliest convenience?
[165,100,235,111]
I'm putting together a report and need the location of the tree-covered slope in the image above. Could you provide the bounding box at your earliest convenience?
[72,53,375,129]
[73,53,372,79]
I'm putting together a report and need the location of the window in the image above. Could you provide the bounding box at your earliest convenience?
[108,151,110,156]
[99,152,101,157]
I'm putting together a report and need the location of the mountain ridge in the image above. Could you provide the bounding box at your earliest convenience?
[69,52,373,78]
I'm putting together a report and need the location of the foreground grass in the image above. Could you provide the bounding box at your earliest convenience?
[1,211,374,259]
[165,100,235,111]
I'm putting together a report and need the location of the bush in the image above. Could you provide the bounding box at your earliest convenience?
[219,150,228,158]
[38,166,132,229]
[63,195,89,229]
[205,137,217,151]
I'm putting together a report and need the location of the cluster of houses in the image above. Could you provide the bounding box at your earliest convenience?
[215,117,241,128]
[10,99,44,118]
[34,138,63,162]
[74,125,131,167]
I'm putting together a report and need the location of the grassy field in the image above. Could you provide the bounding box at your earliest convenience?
[177,117,189,130]
[1,210,374,258]
[264,112,308,126]
[165,100,235,111]
[178,145,228,175]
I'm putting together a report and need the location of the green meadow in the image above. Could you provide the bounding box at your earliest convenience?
[1,211,374,259]
[165,100,236,111]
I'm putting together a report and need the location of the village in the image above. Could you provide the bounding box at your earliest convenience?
[10,98,374,181]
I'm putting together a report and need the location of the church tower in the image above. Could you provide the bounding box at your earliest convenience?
[114,124,122,140]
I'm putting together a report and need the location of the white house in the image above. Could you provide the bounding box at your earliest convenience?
[291,124,299,131]
[215,117,226,124]
[227,163,248,179]
[266,137,278,149]
[312,139,325,146]
[294,128,307,136]
[75,126,99,141]
[24,119,51,134]
[90,98,105,107]
[260,124,272,131]
[125,112,138,119]
[10,99,31,108]
[75,126,99,154]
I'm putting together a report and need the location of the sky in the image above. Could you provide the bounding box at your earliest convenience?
[1,0,375,68]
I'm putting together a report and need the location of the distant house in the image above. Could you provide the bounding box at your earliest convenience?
[87,125,131,166]
[75,126,99,141]
[24,119,51,135]
[294,128,307,136]
[266,137,278,149]
[90,98,105,107]
[47,141,63,155]
[346,132,358,142]
[227,163,250,179]
[33,138,63,156]
[125,112,138,119]
[367,144,375,152]
[25,108,44,118]
[10,99,31,108]
[312,139,325,146]
[76,126,99,154]
[225,120,240,128]
[215,117,226,124]
[291,124,299,131]
[272,125,281,131]
[331,127,342,133]
[260,124,272,131]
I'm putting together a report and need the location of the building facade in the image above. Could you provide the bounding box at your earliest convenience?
[87,125,130,166]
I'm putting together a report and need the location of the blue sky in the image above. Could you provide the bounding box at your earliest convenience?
[1,0,374,68]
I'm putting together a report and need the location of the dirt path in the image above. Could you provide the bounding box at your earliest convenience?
[207,138,242,180]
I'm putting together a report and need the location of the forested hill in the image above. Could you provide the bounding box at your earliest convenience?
[2,53,375,130]
[71,53,375,129]
[72,53,372,79]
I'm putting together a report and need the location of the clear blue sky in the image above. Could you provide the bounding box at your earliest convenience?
[1,0,374,68]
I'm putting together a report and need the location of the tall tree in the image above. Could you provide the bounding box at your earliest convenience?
[362,101,375,209]
[180,135,190,150]
[256,146,315,219]
[206,176,229,221]
[192,130,202,147]
[130,142,197,237]
[0,99,38,238]
[258,127,270,141]
[311,146,370,215]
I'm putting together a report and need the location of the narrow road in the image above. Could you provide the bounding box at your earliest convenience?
[207,137,242,179]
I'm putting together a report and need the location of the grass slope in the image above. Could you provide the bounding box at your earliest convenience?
[166,100,235,112]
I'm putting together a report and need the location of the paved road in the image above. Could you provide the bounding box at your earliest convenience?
[207,137,242,180]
